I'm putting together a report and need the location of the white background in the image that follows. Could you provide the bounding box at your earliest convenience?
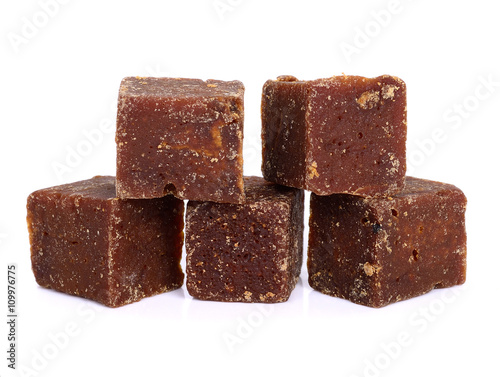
[1,1,498,376]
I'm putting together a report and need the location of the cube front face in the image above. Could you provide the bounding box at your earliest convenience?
[28,189,112,305]
[27,176,185,308]
[185,177,304,303]
[262,75,407,197]
[308,177,467,308]
[306,75,407,196]
[116,77,245,204]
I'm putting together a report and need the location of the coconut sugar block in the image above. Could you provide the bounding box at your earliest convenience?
[27,176,184,308]
[262,74,407,197]
[307,177,467,308]
[116,77,245,203]
[185,176,304,303]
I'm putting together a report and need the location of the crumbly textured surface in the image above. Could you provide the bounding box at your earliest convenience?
[262,74,407,197]
[27,176,184,308]
[307,176,467,308]
[116,77,245,204]
[185,176,304,303]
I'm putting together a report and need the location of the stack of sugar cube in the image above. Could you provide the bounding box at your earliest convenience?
[27,75,466,308]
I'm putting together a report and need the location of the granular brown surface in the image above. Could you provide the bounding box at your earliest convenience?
[308,176,467,308]
[186,176,304,303]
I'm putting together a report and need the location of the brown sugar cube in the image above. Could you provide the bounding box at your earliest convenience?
[262,74,407,197]
[307,176,467,308]
[27,176,184,308]
[116,77,245,203]
[185,176,304,303]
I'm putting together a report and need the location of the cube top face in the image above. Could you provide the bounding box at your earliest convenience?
[186,176,304,303]
[116,77,245,204]
[120,77,244,99]
[241,175,301,204]
[27,176,184,307]
[262,74,407,197]
[395,176,465,199]
[308,176,467,308]
[31,175,116,201]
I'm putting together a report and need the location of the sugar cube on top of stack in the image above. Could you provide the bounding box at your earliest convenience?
[261,74,467,307]
[116,77,246,204]
[262,74,407,197]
